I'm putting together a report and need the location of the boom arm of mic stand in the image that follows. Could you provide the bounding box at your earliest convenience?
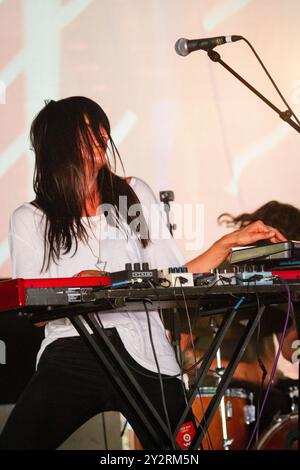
[207,49,300,134]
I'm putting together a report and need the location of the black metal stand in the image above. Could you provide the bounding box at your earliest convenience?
[170,307,182,366]
[172,299,266,448]
[70,312,177,450]
[207,49,300,134]
[174,302,240,437]
[73,300,266,451]
[189,304,265,449]
[68,299,266,451]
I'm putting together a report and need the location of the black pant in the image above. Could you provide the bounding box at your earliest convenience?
[0,329,193,450]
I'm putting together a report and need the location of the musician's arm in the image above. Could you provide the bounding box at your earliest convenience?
[186,220,286,272]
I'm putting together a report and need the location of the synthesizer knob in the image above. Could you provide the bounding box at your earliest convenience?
[133,263,141,271]
[142,262,149,270]
[125,263,132,271]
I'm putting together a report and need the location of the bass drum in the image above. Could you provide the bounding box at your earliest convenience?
[192,387,252,450]
[255,413,298,450]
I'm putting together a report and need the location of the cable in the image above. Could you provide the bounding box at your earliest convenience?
[101,413,109,450]
[94,306,186,380]
[173,275,210,452]
[146,279,166,328]
[194,384,214,450]
[143,300,177,450]
[246,280,292,449]
[177,276,225,450]
[146,277,188,405]
[161,280,212,451]
[236,278,269,446]
[253,290,268,446]
[95,306,177,448]
[120,419,128,438]
[165,277,190,414]
[241,37,300,126]
[193,278,220,321]
[173,277,188,372]
[178,279,196,357]
[106,351,205,381]
[177,279,199,402]
[158,277,171,288]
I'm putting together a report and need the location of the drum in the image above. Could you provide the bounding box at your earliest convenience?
[192,387,252,450]
[255,413,298,450]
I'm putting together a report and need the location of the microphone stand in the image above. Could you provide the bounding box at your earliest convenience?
[207,49,300,134]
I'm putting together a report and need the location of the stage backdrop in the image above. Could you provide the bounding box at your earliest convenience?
[1,0,300,275]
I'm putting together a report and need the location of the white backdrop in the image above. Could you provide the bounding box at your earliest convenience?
[1,0,300,277]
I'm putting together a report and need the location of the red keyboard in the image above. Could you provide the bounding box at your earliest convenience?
[0,276,111,312]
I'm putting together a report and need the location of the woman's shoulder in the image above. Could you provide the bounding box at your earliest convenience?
[10,202,43,224]
[129,176,158,203]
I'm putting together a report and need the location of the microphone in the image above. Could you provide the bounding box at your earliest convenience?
[175,35,243,56]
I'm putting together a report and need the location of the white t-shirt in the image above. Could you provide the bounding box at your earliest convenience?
[9,177,186,376]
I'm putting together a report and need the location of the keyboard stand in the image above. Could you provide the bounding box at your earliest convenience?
[70,312,178,450]
[67,301,265,451]
[174,302,265,450]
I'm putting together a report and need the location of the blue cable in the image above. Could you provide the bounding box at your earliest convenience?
[234,296,245,310]
[111,280,130,287]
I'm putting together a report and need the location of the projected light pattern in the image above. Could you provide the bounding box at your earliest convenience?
[0,0,94,273]
[0,0,300,277]
[202,0,252,32]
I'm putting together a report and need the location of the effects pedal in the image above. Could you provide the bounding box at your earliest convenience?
[213,268,237,286]
[233,266,273,285]
[110,263,158,286]
[159,267,194,287]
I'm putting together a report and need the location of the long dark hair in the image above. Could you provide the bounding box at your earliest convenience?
[31,96,149,270]
[218,200,300,240]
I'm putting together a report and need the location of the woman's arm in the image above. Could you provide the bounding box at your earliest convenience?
[186,220,286,273]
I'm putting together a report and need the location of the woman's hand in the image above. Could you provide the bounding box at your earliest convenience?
[221,220,286,249]
[75,270,105,277]
[186,220,286,273]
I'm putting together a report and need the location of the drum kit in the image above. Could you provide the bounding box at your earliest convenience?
[191,386,298,450]
[192,386,253,450]
[128,348,298,451]
[128,315,299,451]
[128,382,298,451]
